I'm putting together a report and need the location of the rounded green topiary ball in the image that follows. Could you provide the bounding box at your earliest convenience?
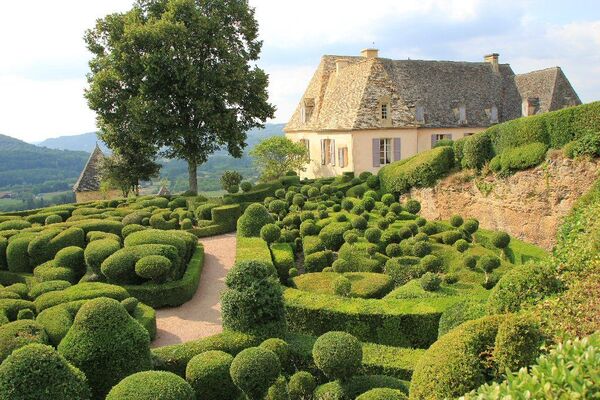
[449,214,464,228]
[0,320,49,363]
[106,371,195,400]
[454,239,469,252]
[261,223,282,244]
[54,246,85,272]
[45,214,63,225]
[230,347,281,400]
[333,275,352,297]
[0,343,91,400]
[135,255,172,282]
[312,331,362,380]
[491,231,511,249]
[356,388,408,400]
[186,350,239,400]
[405,199,421,214]
[288,371,316,400]
[260,338,291,367]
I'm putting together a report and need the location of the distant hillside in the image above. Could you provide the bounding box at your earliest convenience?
[36,123,285,153]
[37,132,108,153]
[0,134,89,191]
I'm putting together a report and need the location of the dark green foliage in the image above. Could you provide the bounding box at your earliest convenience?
[0,220,31,231]
[461,134,493,169]
[405,199,421,214]
[419,272,441,291]
[106,371,195,400]
[462,219,479,234]
[84,238,121,276]
[300,221,318,238]
[230,347,281,400]
[409,315,504,400]
[261,224,282,244]
[271,242,295,283]
[352,216,368,230]
[45,214,63,225]
[420,255,442,273]
[442,230,462,245]
[101,244,179,284]
[238,204,276,237]
[221,260,286,339]
[185,350,238,400]
[463,255,477,270]
[28,280,71,299]
[125,229,196,261]
[412,241,431,257]
[0,320,50,363]
[386,243,402,257]
[58,297,152,400]
[6,237,32,273]
[304,250,334,273]
[0,237,6,270]
[364,228,382,243]
[55,246,85,272]
[379,146,454,194]
[381,193,395,206]
[493,314,544,374]
[122,211,152,226]
[312,331,362,380]
[0,343,91,400]
[288,371,316,400]
[487,263,562,314]
[454,239,469,252]
[491,231,511,249]
[260,338,291,368]
[449,214,463,227]
[438,299,487,337]
[477,255,501,273]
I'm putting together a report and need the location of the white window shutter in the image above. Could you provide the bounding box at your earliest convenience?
[372,139,380,167]
[320,140,326,165]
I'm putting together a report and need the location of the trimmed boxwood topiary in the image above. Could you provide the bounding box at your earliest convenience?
[134,255,172,283]
[409,315,505,400]
[333,275,352,297]
[438,299,487,338]
[45,214,63,225]
[106,371,194,400]
[491,231,511,249]
[442,230,462,245]
[54,246,85,272]
[462,218,479,234]
[461,133,493,170]
[237,203,275,238]
[357,388,408,400]
[0,343,91,400]
[185,350,239,400]
[28,280,71,299]
[101,244,179,284]
[493,313,544,374]
[58,297,152,400]
[230,347,281,400]
[221,260,286,339]
[463,254,477,270]
[304,250,334,273]
[288,371,316,400]
[0,320,50,363]
[419,272,441,291]
[412,241,431,257]
[487,263,562,314]
[260,224,281,244]
[405,199,421,214]
[312,331,362,381]
[420,254,442,273]
[260,338,290,368]
[449,214,463,227]
[319,222,352,250]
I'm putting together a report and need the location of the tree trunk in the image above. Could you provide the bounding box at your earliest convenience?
[188,161,198,195]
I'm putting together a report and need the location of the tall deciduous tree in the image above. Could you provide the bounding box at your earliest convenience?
[250,137,309,181]
[84,0,275,194]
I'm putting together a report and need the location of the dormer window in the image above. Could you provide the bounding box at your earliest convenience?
[522,97,539,117]
[416,106,425,123]
[381,103,388,120]
[301,98,315,123]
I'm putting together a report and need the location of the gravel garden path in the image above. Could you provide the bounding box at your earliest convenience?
[151,233,237,348]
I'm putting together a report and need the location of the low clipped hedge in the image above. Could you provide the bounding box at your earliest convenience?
[490,142,548,173]
[292,272,394,299]
[236,237,274,267]
[121,244,204,308]
[270,242,294,283]
[152,331,259,376]
[34,282,130,313]
[190,204,241,238]
[379,146,454,194]
[284,288,458,347]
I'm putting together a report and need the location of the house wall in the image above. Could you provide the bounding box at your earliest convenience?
[287,126,487,178]
[286,130,354,179]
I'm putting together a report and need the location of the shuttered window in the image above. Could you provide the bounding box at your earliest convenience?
[320,139,335,165]
[372,139,380,167]
[393,138,401,161]
[379,138,392,165]
[338,147,348,168]
[300,139,310,159]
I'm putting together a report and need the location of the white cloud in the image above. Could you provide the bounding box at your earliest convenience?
[0,0,598,140]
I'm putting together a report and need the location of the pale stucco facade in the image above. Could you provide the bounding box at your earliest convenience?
[287,127,484,179]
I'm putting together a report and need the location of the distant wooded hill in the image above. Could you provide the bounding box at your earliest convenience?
[0,133,89,193]
[3,123,284,195]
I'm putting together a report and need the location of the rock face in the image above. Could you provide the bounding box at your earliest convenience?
[405,153,599,250]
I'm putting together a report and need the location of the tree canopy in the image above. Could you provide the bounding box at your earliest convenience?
[250,137,309,181]
[85,0,275,194]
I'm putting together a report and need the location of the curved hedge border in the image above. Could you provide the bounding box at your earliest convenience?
[284,288,459,348]
[121,244,205,308]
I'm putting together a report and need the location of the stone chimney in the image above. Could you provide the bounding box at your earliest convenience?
[361,48,379,59]
[484,53,500,73]
[336,59,349,74]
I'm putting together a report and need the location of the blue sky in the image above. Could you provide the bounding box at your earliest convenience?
[0,0,598,142]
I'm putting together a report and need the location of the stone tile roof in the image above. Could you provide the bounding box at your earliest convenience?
[285,55,580,132]
[73,144,104,192]
[514,67,581,114]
